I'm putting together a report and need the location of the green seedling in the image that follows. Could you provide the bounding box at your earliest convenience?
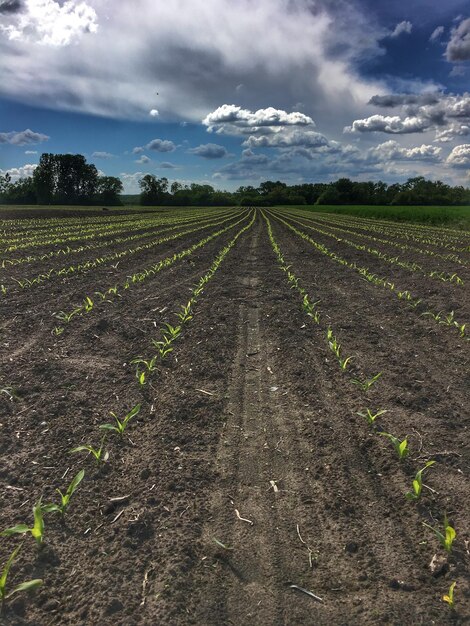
[52,326,64,336]
[83,296,94,313]
[42,470,85,515]
[99,403,141,436]
[379,432,409,460]
[442,582,456,609]
[131,357,158,373]
[1,501,45,547]
[0,387,19,401]
[423,515,456,553]
[406,461,435,501]
[357,408,387,426]
[338,355,353,370]
[0,544,42,606]
[70,438,109,464]
[162,323,181,340]
[352,372,382,392]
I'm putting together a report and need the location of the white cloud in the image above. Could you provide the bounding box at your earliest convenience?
[203,104,315,134]
[446,17,470,61]
[447,143,470,167]
[368,140,442,162]
[0,0,384,129]
[92,151,114,159]
[135,155,151,164]
[345,114,428,134]
[0,163,38,181]
[25,149,38,154]
[0,0,98,46]
[149,109,159,117]
[435,123,470,142]
[243,129,328,149]
[430,26,445,42]
[187,143,229,159]
[390,21,413,38]
[0,128,49,145]
[133,138,176,153]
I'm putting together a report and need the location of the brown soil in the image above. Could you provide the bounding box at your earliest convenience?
[0,208,468,625]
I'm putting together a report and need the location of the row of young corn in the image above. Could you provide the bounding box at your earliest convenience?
[262,211,459,610]
[0,210,255,612]
[1,210,244,295]
[282,209,469,269]
[269,212,467,340]
[0,208,240,270]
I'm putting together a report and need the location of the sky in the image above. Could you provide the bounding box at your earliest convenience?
[1,0,470,193]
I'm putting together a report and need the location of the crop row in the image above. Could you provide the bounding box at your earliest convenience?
[263,211,459,609]
[270,211,467,339]
[0,210,256,613]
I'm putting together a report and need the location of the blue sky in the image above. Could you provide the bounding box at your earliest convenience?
[1,0,470,192]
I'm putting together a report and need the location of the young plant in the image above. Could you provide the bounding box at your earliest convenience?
[1,502,45,547]
[405,461,435,501]
[162,323,181,340]
[379,432,409,460]
[357,408,387,426]
[0,544,42,606]
[338,355,353,370]
[99,403,141,436]
[352,372,382,392]
[423,515,456,553]
[70,438,109,464]
[42,470,85,515]
[442,582,456,609]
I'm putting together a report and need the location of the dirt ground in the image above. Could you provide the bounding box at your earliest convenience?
[0,207,469,625]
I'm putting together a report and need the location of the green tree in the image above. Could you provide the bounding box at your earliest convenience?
[96,176,123,205]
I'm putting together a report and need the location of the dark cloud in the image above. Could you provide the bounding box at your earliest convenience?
[188,143,229,159]
[0,0,22,14]
[133,139,176,153]
[368,94,441,107]
[446,18,470,61]
[0,129,49,145]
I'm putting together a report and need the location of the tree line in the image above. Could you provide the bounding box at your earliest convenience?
[1,153,470,207]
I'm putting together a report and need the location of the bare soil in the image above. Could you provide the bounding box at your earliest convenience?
[0,208,468,625]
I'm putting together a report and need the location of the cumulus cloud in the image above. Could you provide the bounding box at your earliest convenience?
[149,109,159,117]
[243,129,328,149]
[0,163,37,181]
[390,21,413,38]
[133,138,176,153]
[435,123,470,142]
[345,114,428,134]
[446,143,470,167]
[368,93,441,107]
[368,140,442,162]
[446,17,470,61]
[135,155,151,164]
[92,151,114,159]
[0,0,384,127]
[0,128,49,145]
[187,143,229,159]
[203,104,315,134]
[0,0,98,46]
[430,26,445,42]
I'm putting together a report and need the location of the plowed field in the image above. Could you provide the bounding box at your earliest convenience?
[1,206,469,625]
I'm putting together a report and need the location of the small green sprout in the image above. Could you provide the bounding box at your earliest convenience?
[379,432,409,460]
[162,323,181,340]
[405,461,435,501]
[357,408,387,426]
[0,544,42,606]
[52,326,64,336]
[99,403,141,436]
[70,438,109,464]
[338,355,353,370]
[42,470,85,515]
[352,372,382,392]
[423,515,456,553]
[442,582,456,609]
[1,501,45,547]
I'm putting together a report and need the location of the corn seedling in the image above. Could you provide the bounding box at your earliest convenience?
[42,470,85,515]
[405,461,435,501]
[379,432,409,460]
[442,582,456,609]
[338,355,353,370]
[352,372,382,392]
[99,403,141,436]
[1,501,45,547]
[70,438,109,464]
[357,408,387,426]
[423,516,456,553]
[0,544,42,607]
[162,323,181,340]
